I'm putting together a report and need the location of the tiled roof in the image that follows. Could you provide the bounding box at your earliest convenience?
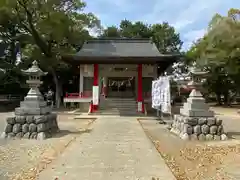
[75,38,164,57]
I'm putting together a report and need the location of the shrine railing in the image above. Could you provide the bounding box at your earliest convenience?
[65,91,92,98]
[0,94,22,102]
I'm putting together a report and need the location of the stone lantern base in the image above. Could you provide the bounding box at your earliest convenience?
[1,114,59,140]
[1,92,59,140]
[170,90,228,141]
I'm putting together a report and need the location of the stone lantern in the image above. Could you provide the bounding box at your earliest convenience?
[180,66,214,117]
[22,60,48,100]
[1,61,59,140]
[16,60,50,115]
[170,64,228,141]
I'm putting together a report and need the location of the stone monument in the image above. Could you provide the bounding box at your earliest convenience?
[1,61,59,140]
[170,65,227,141]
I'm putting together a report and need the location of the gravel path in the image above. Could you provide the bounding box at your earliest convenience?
[37,117,176,180]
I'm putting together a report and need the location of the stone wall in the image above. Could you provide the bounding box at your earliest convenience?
[170,114,228,141]
[1,113,59,140]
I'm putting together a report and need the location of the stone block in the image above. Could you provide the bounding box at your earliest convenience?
[12,124,22,134]
[198,134,206,141]
[181,133,189,140]
[1,132,7,138]
[26,116,34,124]
[29,123,37,133]
[221,134,228,141]
[22,124,29,133]
[193,125,201,135]
[30,132,38,139]
[16,132,24,138]
[206,134,214,141]
[185,101,209,110]
[207,117,216,126]
[216,118,223,126]
[4,124,13,133]
[15,116,26,124]
[37,132,47,140]
[23,132,31,139]
[183,124,193,135]
[35,116,47,124]
[180,108,214,117]
[217,125,224,135]
[213,135,221,141]
[37,123,47,132]
[201,124,210,134]
[210,125,218,135]
[6,117,15,125]
[188,118,198,126]
[198,118,207,125]
[20,100,47,108]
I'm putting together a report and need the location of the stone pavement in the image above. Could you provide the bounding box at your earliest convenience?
[210,106,239,117]
[37,117,176,180]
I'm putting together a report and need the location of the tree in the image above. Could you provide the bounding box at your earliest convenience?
[186,8,240,105]
[0,0,100,107]
[100,26,120,38]
[0,9,30,94]
[101,19,183,54]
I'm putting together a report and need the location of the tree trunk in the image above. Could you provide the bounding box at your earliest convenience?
[216,93,222,105]
[223,92,230,106]
[51,69,62,109]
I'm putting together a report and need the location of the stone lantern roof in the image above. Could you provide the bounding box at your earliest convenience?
[22,60,48,76]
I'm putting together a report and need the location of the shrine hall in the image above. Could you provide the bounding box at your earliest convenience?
[62,38,180,114]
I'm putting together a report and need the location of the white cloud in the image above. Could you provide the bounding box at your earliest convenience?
[143,0,227,30]
[184,29,206,41]
[182,29,206,50]
[84,0,239,51]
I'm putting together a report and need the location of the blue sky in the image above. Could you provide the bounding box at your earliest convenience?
[84,0,239,50]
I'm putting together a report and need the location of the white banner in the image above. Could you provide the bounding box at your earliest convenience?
[92,86,99,105]
[152,79,162,108]
[161,77,171,114]
[151,76,171,114]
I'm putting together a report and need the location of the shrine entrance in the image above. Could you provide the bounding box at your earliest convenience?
[107,77,135,98]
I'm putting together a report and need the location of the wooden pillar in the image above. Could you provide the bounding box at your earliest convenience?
[137,64,144,113]
[92,64,99,111]
[79,65,83,95]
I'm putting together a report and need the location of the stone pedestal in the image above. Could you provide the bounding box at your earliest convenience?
[1,61,59,140]
[170,90,227,141]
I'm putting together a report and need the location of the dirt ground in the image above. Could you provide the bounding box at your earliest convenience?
[139,118,240,180]
[0,114,95,180]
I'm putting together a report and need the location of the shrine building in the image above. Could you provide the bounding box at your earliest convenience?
[62,38,180,114]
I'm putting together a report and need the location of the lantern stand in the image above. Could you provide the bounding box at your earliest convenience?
[1,61,59,140]
[170,64,228,141]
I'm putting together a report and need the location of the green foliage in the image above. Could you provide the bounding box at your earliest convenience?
[186,8,240,105]
[0,0,100,72]
[0,0,100,103]
[101,20,183,53]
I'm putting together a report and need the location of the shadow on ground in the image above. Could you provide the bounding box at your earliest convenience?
[52,128,93,138]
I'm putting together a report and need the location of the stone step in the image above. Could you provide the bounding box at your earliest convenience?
[101,105,136,108]
[105,98,135,101]
[92,111,140,116]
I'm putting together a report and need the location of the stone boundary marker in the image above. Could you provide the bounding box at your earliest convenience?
[1,114,59,140]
